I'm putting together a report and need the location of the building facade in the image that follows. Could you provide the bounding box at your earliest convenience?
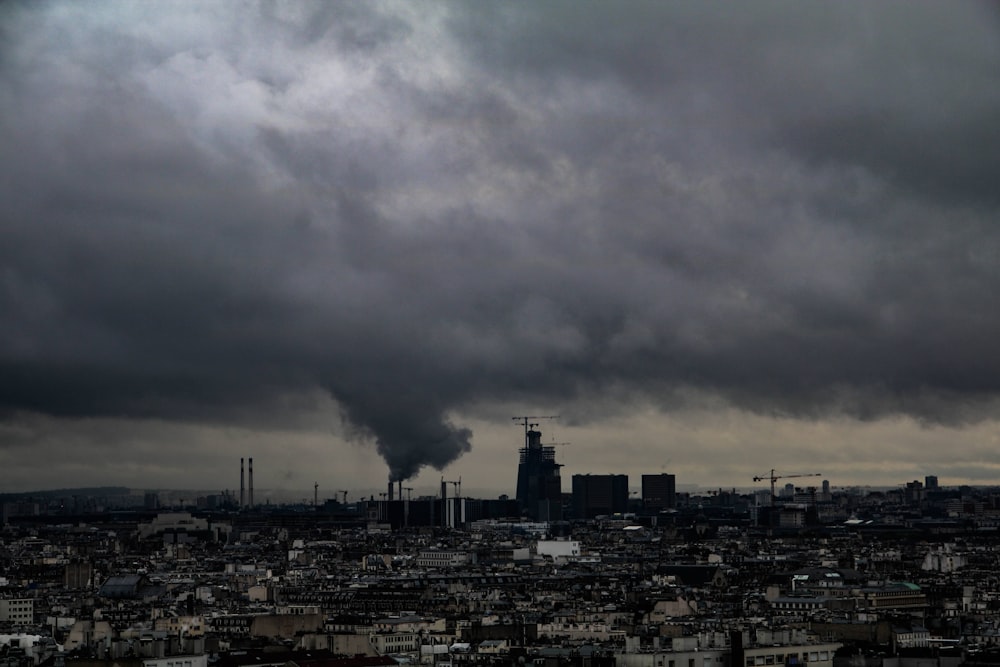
[642,473,677,510]
[0,598,33,624]
[515,428,563,521]
[572,474,628,519]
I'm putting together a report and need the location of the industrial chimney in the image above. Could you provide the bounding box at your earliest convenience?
[248,457,254,508]
[240,458,245,509]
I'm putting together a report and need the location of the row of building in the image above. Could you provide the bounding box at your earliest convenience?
[6,482,1000,667]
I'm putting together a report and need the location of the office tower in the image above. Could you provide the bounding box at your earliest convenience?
[572,474,628,520]
[642,473,676,510]
[515,427,563,520]
[925,475,939,490]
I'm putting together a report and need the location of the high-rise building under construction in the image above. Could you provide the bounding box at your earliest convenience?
[515,426,563,520]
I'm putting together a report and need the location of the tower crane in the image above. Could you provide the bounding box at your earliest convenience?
[402,487,414,501]
[512,415,560,446]
[444,477,462,498]
[338,489,348,504]
[753,469,821,506]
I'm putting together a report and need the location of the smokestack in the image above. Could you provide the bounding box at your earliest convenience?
[248,457,254,508]
[441,477,448,528]
[398,480,403,501]
[388,481,394,501]
[240,458,245,509]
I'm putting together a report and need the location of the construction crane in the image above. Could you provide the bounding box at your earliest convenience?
[753,469,821,506]
[402,487,414,501]
[512,415,560,447]
[338,489,348,504]
[444,477,462,498]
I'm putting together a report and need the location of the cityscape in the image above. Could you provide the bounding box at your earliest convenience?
[5,423,1000,667]
[4,3,1000,667]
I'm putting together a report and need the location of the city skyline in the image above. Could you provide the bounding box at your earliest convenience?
[0,469,959,510]
[0,413,976,499]
[3,3,1000,494]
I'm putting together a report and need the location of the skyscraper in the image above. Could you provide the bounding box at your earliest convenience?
[641,473,676,510]
[572,474,628,519]
[515,427,563,520]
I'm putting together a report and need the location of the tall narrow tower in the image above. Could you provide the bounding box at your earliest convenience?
[440,477,452,528]
[248,457,254,508]
[515,424,563,521]
[240,458,245,509]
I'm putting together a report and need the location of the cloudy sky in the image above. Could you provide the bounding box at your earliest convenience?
[2,2,1000,499]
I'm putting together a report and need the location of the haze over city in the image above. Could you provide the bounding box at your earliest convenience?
[2,2,1000,497]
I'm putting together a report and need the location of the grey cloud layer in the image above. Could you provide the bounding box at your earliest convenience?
[2,2,999,480]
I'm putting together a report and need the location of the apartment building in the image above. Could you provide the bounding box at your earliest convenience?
[0,598,33,624]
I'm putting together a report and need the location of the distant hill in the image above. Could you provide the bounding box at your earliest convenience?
[0,486,132,501]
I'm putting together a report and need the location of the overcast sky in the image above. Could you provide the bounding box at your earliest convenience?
[2,2,1000,499]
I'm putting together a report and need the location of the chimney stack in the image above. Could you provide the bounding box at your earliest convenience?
[240,458,245,509]
[388,481,394,501]
[248,457,254,508]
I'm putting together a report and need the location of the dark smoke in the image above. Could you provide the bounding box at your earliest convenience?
[334,385,473,482]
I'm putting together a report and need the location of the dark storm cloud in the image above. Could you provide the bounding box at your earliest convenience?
[2,2,999,481]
